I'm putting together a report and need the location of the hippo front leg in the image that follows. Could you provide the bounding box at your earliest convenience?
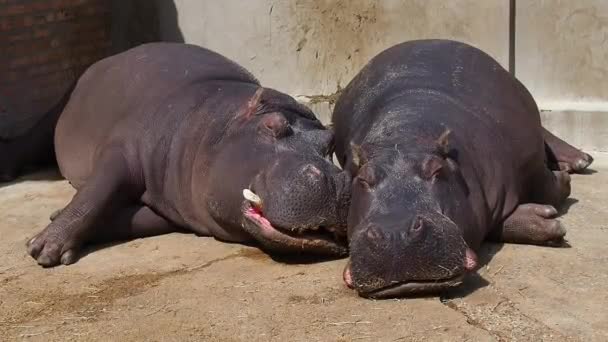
[488,162,572,246]
[491,204,566,246]
[26,151,139,266]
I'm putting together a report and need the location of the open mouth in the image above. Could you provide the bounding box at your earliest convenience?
[241,189,347,256]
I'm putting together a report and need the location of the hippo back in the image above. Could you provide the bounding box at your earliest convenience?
[55,43,261,184]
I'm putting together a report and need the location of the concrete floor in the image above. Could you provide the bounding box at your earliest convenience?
[0,154,607,342]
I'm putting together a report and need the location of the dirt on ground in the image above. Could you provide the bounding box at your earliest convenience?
[1,155,607,341]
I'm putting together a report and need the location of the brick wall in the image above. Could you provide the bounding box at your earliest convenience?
[0,0,112,136]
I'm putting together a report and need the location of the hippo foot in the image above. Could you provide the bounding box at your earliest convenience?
[557,151,594,173]
[26,224,84,267]
[499,203,566,246]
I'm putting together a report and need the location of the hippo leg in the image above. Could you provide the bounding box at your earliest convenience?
[543,127,593,173]
[530,168,571,208]
[26,151,138,267]
[49,205,176,239]
[92,205,178,242]
[492,204,566,246]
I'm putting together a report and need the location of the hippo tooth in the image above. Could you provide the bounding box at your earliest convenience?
[243,189,262,205]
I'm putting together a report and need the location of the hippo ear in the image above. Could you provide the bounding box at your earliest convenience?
[421,155,445,180]
[350,143,368,169]
[435,128,451,156]
[259,113,292,138]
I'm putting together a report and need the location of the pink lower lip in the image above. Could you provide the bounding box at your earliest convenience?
[464,248,478,271]
[343,261,354,288]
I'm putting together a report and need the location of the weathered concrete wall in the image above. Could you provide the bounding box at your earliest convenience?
[516,0,608,110]
[516,0,608,151]
[143,0,607,151]
[163,0,509,123]
[541,111,608,152]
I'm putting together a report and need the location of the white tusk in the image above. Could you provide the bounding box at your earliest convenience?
[243,189,262,205]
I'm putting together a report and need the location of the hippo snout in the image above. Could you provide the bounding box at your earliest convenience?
[345,215,477,298]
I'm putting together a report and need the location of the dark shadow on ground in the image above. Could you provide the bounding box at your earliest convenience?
[267,252,348,265]
[558,197,579,216]
[578,167,597,175]
[440,242,503,299]
[0,167,63,189]
[71,231,346,267]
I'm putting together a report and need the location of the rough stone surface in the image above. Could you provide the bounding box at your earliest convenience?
[0,154,607,341]
[515,0,608,110]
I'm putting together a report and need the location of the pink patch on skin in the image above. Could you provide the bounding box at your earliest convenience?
[343,262,354,288]
[464,248,478,271]
[302,164,322,181]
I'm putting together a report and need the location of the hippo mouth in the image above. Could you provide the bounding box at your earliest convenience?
[356,274,465,299]
[240,190,347,257]
[343,249,478,299]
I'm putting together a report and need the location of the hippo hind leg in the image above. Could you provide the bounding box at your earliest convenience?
[92,205,179,243]
[543,127,593,173]
[492,204,566,246]
[25,150,173,267]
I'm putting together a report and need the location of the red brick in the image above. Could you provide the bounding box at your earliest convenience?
[0,0,112,120]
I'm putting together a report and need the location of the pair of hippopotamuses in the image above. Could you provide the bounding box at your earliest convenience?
[11,40,592,298]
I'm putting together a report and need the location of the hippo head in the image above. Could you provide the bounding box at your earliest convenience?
[206,89,351,257]
[343,130,478,298]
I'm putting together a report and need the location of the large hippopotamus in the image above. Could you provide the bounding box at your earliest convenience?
[332,39,594,298]
[26,43,351,267]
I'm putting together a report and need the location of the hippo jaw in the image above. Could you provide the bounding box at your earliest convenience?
[240,199,348,257]
[343,248,478,299]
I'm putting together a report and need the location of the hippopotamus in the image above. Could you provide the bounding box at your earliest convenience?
[26,42,351,267]
[332,39,594,298]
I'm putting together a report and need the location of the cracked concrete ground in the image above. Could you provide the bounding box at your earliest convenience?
[0,154,607,342]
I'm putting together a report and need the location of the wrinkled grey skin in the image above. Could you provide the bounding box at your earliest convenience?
[26,43,351,267]
[332,39,593,298]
